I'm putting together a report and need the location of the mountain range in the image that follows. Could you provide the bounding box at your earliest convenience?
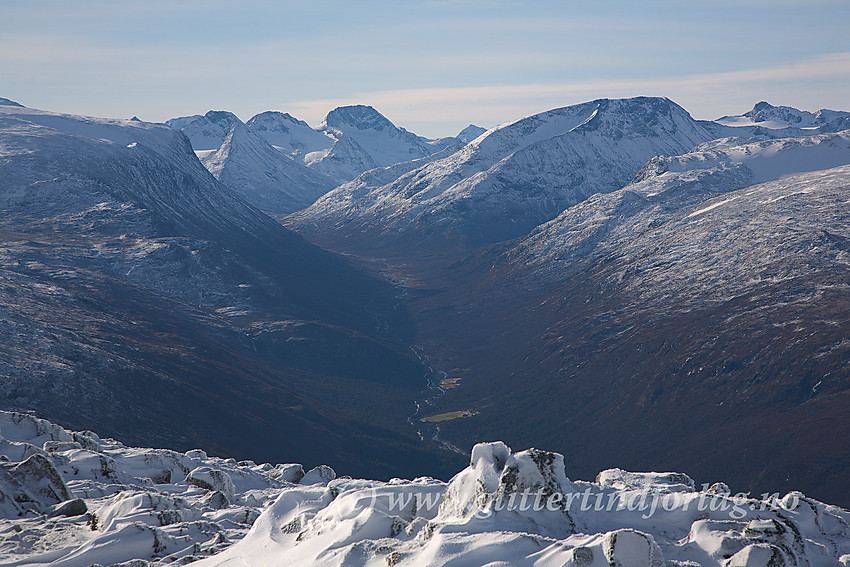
[3,93,850,565]
[288,97,840,251]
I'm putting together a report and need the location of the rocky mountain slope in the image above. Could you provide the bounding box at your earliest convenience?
[288,97,733,250]
[403,130,850,508]
[0,102,460,481]
[2,412,849,566]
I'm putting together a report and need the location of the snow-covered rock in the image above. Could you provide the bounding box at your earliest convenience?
[0,410,316,565]
[200,438,850,566]
[2,412,850,566]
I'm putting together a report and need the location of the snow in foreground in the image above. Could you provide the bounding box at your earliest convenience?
[1,411,849,566]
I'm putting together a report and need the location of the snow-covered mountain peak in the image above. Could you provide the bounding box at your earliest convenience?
[245,110,334,160]
[246,110,309,134]
[0,97,24,107]
[201,121,337,213]
[460,97,708,169]
[165,110,244,151]
[322,104,397,133]
[171,105,455,183]
[457,124,487,143]
[204,110,241,128]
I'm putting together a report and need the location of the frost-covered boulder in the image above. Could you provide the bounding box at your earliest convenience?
[269,463,304,484]
[438,442,575,538]
[603,529,665,567]
[597,469,695,493]
[51,497,88,517]
[299,465,335,486]
[0,453,73,515]
[187,467,236,503]
[0,412,75,445]
[723,543,790,567]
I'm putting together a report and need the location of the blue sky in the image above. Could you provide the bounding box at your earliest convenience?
[2,0,849,137]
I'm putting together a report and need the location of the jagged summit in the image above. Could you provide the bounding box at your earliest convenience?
[204,110,241,127]
[171,105,456,183]
[322,104,396,132]
[245,110,335,160]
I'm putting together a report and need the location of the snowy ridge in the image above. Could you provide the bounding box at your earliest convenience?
[290,97,724,247]
[3,412,849,566]
[200,121,337,214]
[717,101,850,131]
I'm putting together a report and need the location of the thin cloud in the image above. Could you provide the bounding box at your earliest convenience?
[280,52,850,135]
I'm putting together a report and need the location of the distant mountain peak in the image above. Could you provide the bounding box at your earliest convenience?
[204,110,242,127]
[0,97,24,107]
[717,101,850,131]
[323,105,395,132]
[247,110,313,134]
[457,124,487,143]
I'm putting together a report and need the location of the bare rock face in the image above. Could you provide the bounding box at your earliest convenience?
[51,498,88,517]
